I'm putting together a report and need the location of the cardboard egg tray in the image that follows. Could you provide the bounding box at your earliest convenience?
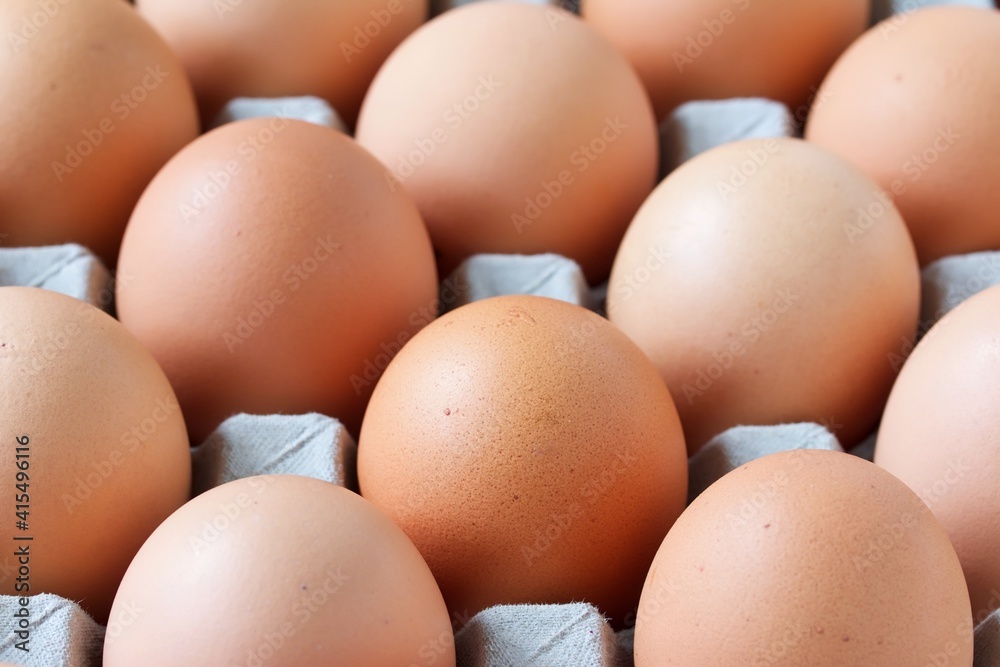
[2,0,999,664]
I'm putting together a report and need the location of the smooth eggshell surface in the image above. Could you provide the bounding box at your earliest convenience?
[104,475,455,667]
[358,295,688,626]
[0,287,191,622]
[608,138,920,452]
[356,3,658,284]
[806,6,1000,265]
[876,285,1000,621]
[117,118,438,443]
[0,0,198,265]
[635,450,972,666]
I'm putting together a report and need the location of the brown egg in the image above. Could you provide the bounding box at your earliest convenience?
[581,0,868,121]
[355,3,657,283]
[806,6,1000,266]
[0,287,190,621]
[116,118,438,443]
[0,0,198,265]
[635,450,973,666]
[104,475,455,666]
[876,285,1000,622]
[358,295,688,625]
[608,138,920,452]
[136,0,427,126]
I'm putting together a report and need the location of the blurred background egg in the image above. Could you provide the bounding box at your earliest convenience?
[116,119,438,443]
[0,0,198,265]
[358,295,688,626]
[608,138,920,452]
[356,2,658,283]
[635,450,972,666]
[105,475,455,667]
[0,287,190,621]
[136,0,428,127]
[806,6,1000,265]
[581,0,868,121]
[876,285,1000,622]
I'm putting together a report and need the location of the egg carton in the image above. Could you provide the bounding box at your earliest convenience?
[4,235,1000,666]
[3,0,999,660]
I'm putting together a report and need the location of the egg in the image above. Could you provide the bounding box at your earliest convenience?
[356,3,657,283]
[0,287,190,621]
[876,285,1000,622]
[581,0,868,121]
[104,475,455,666]
[0,0,198,265]
[607,138,920,452]
[358,295,688,625]
[635,450,973,666]
[136,0,428,126]
[806,6,1000,265]
[116,118,438,443]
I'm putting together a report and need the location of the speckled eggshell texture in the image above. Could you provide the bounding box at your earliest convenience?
[876,285,1000,621]
[358,295,688,626]
[806,6,1000,265]
[635,450,973,667]
[608,138,920,452]
[104,475,455,667]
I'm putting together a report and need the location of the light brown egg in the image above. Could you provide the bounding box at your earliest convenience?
[136,0,428,127]
[0,0,198,265]
[635,450,973,666]
[608,138,920,452]
[581,0,868,121]
[0,287,190,621]
[358,295,688,626]
[806,6,1000,266]
[876,285,1000,622]
[116,118,438,443]
[355,3,657,284]
[104,475,455,667]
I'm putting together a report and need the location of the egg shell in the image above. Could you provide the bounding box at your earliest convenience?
[356,2,658,284]
[116,118,438,443]
[581,0,868,120]
[104,475,455,667]
[0,287,191,621]
[876,284,1000,621]
[358,295,688,625]
[0,0,198,265]
[806,6,1000,265]
[608,138,920,452]
[136,0,428,126]
[635,450,973,666]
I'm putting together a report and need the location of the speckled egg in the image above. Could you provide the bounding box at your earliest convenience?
[358,295,688,626]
